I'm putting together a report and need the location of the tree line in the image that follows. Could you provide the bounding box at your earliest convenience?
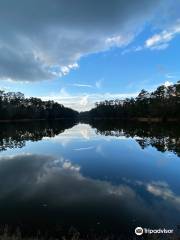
[87,119,180,157]
[1,81,180,121]
[81,81,180,121]
[0,91,78,121]
[0,120,76,151]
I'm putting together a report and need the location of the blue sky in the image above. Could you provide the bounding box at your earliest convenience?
[0,0,180,111]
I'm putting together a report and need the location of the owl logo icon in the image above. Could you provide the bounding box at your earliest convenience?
[135,227,143,235]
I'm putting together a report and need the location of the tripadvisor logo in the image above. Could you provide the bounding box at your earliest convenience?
[135,227,143,236]
[135,227,174,235]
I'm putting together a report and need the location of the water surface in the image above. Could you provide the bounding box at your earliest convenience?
[0,120,180,237]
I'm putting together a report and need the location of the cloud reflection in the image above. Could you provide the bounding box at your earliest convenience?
[0,153,179,231]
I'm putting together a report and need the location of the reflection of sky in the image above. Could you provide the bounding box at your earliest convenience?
[0,124,180,231]
[0,153,180,230]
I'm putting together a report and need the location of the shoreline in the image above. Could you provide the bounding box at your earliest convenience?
[81,117,180,123]
[0,117,179,123]
[0,118,77,123]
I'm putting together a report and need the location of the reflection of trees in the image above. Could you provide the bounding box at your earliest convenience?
[0,120,77,151]
[88,119,180,157]
[136,136,180,156]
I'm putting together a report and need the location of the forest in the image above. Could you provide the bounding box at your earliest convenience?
[1,81,180,121]
[0,91,78,121]
[81,81,180,121]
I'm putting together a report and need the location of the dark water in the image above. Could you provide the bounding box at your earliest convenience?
[0,120,180,237]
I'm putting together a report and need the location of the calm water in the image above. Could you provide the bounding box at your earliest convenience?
[0,120,180,237]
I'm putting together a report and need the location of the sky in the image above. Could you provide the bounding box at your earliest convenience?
[0,0,180,111]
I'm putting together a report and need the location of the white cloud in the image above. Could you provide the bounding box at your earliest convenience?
[60,63,79,75]
[105,35,133,47]
[149,43,169,50]
[165,74,176,79]
[122,18,180,54]
[165,71,180,79]
[146,181,180,209]
[80,95,89,107]
[71,79,103,89]
[0,85,11,91]
[73,146,94,151]
[121,45,144,55]
[0,0,176,82]
[95,79,103,89]
[40,89,138,111]
[145,20,180,50]
[71,83,93,88]
[59,88,70,98]
[164,81,173,87]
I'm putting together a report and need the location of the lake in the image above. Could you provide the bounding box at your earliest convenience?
[0,120,180,238]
